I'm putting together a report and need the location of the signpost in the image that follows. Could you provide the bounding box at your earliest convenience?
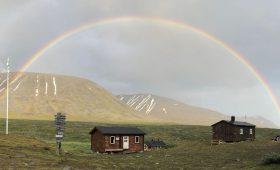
[54,112,66,155]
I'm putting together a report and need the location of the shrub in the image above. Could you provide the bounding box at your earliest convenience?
[262,153,280,165]
[43,146,51,151]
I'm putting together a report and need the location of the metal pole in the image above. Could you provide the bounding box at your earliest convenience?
[6,57,9,135]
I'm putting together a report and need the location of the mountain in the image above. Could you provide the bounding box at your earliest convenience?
[117,94,278,128]
[235,116,278,129]
[0,72,150,123]
[117,94,225,125]
[0,72,276,127]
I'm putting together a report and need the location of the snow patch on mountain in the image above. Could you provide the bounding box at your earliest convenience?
[146,100,156,114]
[120,94,157,115]
[45,82,48,96]
[162,108,167,114]
[119,96,124,101]
[127,95,142,107]
[53,77,57,95]
[0,79,7,87]
[35,89,39,97]
[35,74,39,97]
[12,80,22,92]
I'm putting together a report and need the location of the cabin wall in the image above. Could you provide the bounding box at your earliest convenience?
[104,135,144,152]
[129,135,144,152]
[212,122,255,142]
[232,126,255,141]
[91,134,145,153]
[212,122,234,142]
[91,130,105,152]
[104,135,122,150]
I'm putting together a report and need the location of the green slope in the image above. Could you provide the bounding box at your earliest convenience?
[1,119,280,169]
[0,72,151,123]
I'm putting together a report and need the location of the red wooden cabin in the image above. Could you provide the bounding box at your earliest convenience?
[212,116,256,142]
[89,126,145,153]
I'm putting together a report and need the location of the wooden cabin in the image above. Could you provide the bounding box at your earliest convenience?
[144,139,166,151]
[89,126,145,153]
[211,116,256,142]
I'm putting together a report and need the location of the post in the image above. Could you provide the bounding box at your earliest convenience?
[6,57,9,135]
[56,142,62,155]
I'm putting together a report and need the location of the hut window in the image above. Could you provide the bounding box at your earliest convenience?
[135,136,140,143]
[110,136,115,144]
[240,128,243,135]
[250,129,253,134]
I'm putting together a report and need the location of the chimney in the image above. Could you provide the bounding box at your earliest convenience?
[231,116,235,122]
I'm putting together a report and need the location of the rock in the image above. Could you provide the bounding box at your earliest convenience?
[23,162,29,166]
[15,154,26,158]
[63,165,72,170]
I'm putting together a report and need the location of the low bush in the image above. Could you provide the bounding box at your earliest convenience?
[262,153,280,165]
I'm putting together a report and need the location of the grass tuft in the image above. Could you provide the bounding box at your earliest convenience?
[262,152,280,165]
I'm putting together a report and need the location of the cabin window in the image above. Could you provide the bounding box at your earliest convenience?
[250,129,253,135]
[135,136,140,143]
[240,128,243,135]
[110,136,115,144]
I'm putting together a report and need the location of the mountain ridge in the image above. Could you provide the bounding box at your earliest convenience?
[117,94,278,128]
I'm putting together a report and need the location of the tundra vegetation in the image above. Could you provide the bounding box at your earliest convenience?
[0,119,279,169]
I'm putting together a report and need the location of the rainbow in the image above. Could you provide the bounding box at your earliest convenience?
[12,16,280,113]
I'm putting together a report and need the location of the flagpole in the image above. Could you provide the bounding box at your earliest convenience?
[6,57,9,135]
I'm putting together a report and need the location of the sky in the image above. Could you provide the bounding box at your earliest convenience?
[0,0,279,124]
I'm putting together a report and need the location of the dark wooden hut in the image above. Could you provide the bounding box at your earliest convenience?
[211,116,256,142]
[89,126,145,153]
[144,139,166,151]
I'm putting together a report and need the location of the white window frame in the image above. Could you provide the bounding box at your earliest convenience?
[250,129,253,135]
[240,128,243,135]
[110,136,116,144]
[135,136,140,143]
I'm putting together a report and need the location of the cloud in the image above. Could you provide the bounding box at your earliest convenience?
[0,0,279,124]
[27,23,271,115]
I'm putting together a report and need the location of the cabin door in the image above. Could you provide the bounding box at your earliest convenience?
[123,136,129,149]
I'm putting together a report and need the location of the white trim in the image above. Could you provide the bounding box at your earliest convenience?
[110,136,115,144]
[135,136,140,143]
[240,128,243,135]
[250,129,253,135]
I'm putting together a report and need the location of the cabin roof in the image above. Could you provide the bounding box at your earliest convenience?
[145,140,166,147]
[89,126,146,135]
[211,120,256,127]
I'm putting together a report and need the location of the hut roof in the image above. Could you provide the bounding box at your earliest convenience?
[212,120,256,127]
[145,140,166,147]
[89,126,145,135]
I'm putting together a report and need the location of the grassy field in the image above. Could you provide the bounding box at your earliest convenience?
[0,119,280,169]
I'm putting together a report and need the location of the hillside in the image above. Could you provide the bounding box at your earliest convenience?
[1,119,280,169]
[0,134,62,169]
[117,94,278,128]
[0,72,147,123]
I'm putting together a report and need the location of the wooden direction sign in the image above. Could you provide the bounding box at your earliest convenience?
[54,112,66,155]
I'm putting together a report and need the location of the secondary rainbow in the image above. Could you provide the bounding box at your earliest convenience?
[12,16,280,113]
